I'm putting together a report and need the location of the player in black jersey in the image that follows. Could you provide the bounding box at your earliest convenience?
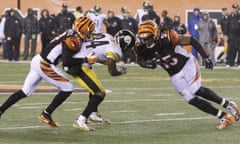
[134,20,240,130]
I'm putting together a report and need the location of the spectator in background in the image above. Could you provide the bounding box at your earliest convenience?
[39,9,57,52]
[141,3,160,26]
[86,4,106,34]
[23,8,39,60]
[0,11,9,60]
[135,0,152,26]
[220,8,228,39]
[218,7,229,63]
[225,3,240,68]
[55,3,75,34]
[188,7,202,60]
[105,9,122,36]
[172,14,187,35]
[4,9,22,61]
[197,12,218,66]
[73,6,83,19]
[121,8,138,34]
[120,8,137,63]
[160,10,173,30]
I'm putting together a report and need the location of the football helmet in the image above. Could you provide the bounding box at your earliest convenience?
[143,1,152,9]
[137,20,159,48]
[94,4,102,13]
[73,17,95,39]
[114,29,136,52]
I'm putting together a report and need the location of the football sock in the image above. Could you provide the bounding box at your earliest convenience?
[196,87,223,104]
[216,110,226,119]
[45,91,72,114]
[189,97,219,117]
[82,96,104,118]
[0,90,26,114]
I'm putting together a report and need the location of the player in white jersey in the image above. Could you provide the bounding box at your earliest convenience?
[75,33,126,75]
[65,30,135,131]
[135,1,152,26]
[86,4,106,34]
[0,17,95,128]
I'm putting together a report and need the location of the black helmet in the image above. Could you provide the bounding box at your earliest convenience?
[114,29,136,52]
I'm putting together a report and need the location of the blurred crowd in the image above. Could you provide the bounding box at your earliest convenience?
[0,1,239,67]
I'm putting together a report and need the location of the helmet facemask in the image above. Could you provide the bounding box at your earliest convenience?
[139,34,155,49]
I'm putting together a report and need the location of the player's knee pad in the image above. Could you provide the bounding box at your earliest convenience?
[180,88,196,103]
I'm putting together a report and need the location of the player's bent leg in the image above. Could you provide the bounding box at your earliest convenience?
[38,91,72,128]
[189,97,235,129]
[0,90,27,117]
[196,87,240,120]
[87,94,111,125]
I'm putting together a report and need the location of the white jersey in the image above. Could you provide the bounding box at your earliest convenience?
[135,9,148,26]
[86,11,106,34]
[74,33,123,63]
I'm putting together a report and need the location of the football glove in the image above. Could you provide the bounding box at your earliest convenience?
[86,52,97,64]
[203,58,213,70]
[118,66,127,75]
[145,58,158,69]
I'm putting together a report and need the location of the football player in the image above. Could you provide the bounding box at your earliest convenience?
[134,20,240,130]
[64,29,135,131]
[135,0,152,26]
[85,4,106,34]
[0,17,95,128]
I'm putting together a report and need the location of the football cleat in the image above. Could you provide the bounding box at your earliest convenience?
[73,119,96,132]
[88,113,111,125]
[226,101,240,121]
[38,111,59,128]
[216,113,235,130]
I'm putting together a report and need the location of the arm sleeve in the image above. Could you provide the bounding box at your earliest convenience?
[190,36,208,59]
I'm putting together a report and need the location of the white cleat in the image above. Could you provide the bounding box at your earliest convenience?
[73,119,96,132]
[88,113,111,125]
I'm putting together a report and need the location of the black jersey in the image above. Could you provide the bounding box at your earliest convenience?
[135,30,189,76]
[40,29,83,66]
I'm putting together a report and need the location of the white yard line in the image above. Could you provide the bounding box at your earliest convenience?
[0,116,214,130]
[113,116,214,124]
[155,112,185,116]
[110,110,139,113]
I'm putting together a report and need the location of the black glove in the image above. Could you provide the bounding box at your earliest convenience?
[145,59,157,69]
[203,58,213,70]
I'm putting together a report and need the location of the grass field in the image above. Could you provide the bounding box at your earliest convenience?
[0,61,240,144]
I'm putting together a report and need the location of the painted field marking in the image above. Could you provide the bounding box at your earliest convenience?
[110,110,139,113]
[64,108,82,111]
[155,112,185,116]
[113,116,214,124]
[18,106,42,109]
[0,116,214,130]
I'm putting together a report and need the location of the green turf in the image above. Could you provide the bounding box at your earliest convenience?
[0,61,240,144]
